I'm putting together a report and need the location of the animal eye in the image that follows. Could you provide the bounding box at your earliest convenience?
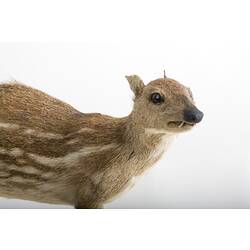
[150,93,164,104]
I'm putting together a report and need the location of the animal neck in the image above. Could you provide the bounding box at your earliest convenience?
[124,113,176,156]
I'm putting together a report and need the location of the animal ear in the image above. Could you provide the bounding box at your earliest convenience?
[125,75,145,97]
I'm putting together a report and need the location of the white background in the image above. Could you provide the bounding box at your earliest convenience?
[0,0,249,208]
[0,0,250,249]
[0,41,249,208]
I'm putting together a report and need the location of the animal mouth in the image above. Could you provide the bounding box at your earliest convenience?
[168,121,195,128]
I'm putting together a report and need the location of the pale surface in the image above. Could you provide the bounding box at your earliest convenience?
[0,41,249,208]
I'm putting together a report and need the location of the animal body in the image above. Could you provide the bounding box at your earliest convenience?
[0,75,203,208]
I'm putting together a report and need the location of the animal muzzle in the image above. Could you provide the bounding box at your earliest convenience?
[183,107,204,124]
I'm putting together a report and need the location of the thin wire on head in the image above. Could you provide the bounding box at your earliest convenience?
[164,70,167,79]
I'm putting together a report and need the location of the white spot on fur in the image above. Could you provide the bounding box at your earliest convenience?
[0,147,24,157]
[10,176,25,182]
[28,144,118,167]
[148,133,176,162]
[9,175,37,184]
[91,173,104,185]
[66,138,79,145]
[3,164,39,175]
[76,128,97,134]
[0,122,19,130]
[0,162,40,176]
[0,148,7,154]
[8,164,20,170]
[65,128,97,138]
[22,166,41,175]
[9,148,24,157]
[145,128,174,135]
[24,129,64,139]
[17,159,27,164]
[145,128,176,162]
[42,172,55,178]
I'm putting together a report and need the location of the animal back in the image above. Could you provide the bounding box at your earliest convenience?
[0,82,80,133]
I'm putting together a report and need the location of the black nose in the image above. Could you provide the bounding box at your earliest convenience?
[183,108,204,123]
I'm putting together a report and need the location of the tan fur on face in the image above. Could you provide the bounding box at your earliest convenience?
[0,75,202,208]
[131,77,197,133]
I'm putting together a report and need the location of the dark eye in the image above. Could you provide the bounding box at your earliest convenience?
[150,92,164,104]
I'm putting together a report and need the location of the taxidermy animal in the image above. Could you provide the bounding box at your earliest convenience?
[0,74,203,208]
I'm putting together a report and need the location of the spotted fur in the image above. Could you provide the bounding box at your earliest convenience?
[0,75,202,208]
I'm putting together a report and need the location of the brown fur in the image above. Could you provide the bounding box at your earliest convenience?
[0,75,202,208]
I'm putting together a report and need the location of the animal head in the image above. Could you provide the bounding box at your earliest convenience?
[126,74,203,133]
